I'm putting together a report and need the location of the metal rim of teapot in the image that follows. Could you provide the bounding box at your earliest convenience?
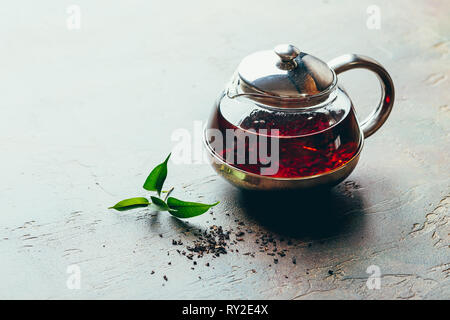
[226,70,338,107]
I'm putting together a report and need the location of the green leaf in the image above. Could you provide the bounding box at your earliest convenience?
[150,196,170,211]
[109,197,149,211]
[143,153,171,196]
[166,197,219,218]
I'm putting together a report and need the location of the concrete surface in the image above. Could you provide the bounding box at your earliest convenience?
[0,0,449,299]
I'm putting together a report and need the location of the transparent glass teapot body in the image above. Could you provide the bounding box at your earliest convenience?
[205,75,361,178]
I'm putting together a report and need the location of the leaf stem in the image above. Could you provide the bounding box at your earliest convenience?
[164,187,174,202]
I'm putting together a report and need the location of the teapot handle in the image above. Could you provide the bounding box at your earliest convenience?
[328,54,395,138]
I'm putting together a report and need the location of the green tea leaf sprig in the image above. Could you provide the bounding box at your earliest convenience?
[142,153,170,196]
[108,197,149,211]
[167,197,220,218]
[109,153,219,218]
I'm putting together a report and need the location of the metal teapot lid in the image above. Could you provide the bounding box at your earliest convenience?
[237,44,335,100]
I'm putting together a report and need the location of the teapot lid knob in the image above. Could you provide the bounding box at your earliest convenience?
[274,44,301,63]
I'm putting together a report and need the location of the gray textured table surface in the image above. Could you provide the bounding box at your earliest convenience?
[0,0,449,299]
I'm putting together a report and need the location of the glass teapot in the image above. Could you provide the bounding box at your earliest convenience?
[203,44,394,190]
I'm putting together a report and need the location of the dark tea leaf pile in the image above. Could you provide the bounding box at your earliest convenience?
[154,215,301,284]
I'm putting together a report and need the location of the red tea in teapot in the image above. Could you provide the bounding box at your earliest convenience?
[207,107,361,178]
